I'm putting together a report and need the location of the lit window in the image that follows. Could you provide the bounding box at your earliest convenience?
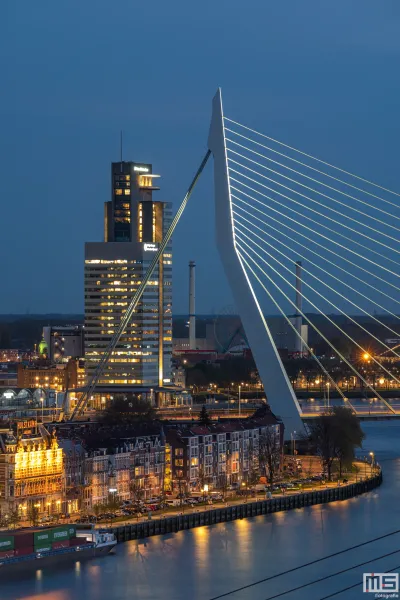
[115,189,122,195]
[124,189,130,195]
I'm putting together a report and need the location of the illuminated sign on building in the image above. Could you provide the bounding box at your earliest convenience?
[134,166,149,173]
[144,243,158,252]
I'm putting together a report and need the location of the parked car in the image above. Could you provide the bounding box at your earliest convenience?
[165,499,182,507]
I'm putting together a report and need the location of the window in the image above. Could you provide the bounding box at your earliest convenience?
[175,448,183,456]
[115,189,122,195]
[175,459,183,466]
[124,189,130,195]
[190,457,198,466]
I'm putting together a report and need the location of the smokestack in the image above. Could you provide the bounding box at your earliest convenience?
[189,261,196,350]
[295,261,303,353]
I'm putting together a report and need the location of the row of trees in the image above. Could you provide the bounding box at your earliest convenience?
[0,504,42,529]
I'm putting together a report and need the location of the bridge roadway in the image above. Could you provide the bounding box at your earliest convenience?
[158,396,400,422]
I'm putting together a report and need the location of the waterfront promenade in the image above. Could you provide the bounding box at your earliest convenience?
[107,467,382,543]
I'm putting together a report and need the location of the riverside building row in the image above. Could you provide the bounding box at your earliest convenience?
[0,413,282,517]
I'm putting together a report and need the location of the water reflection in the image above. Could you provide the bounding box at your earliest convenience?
[1,424,400,600]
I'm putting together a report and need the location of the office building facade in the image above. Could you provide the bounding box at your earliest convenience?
[43,325,84,363]
[84,161,172,390]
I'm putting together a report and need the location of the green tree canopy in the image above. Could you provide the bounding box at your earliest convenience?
[308,406,365,480]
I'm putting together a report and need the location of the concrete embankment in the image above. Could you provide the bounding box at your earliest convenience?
[112,471,382,544]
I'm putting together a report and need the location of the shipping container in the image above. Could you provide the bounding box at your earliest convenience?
[67,526,76,538]
[0,536,15,552]
[34,545,52,553]
[34,530,52,546]
[0,550,15,559]
[52,540,70,550]
[69,537,84,547]
[50,527,69,542]
[12,532,34,549]
[14,546,34,556]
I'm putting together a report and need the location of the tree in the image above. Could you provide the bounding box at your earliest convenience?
[259,428,282,490]
[247,468,260,488]
[198,405,211,427]
[93,503,105,520]
[8,509,21,530]
[176,477,187,511]
[27,505,40,527]
[308,406,364,480]
[105,494,120,513]
[332,406,365,476]
[99,397,155,426]
[217,473,228,500]
[197,465,206,492]
[130,480,144,509]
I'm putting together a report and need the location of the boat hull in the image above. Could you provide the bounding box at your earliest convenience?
[0,542,117,578]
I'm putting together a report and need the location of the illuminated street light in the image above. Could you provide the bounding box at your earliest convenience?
[369,451,375,473]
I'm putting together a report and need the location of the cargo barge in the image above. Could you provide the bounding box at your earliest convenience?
[0,525,116,575]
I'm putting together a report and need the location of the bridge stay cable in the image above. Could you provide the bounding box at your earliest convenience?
[224,129,400,223]
[229,180,400,290]
[232,213,400,341]
[231,205,400,325]
[235,253,350,405]
[237,247,394,413]
[223,116,400,203]
[227,146,400,238]
[69,150,211,420]
[235,234,400,389]
[230,191,400,314]
[229,161,400,262]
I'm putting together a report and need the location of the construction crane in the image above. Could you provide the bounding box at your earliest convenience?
[69,150,211,420]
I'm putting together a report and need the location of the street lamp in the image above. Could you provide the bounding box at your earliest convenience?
[369,452,375,474]
[238,384,241,418]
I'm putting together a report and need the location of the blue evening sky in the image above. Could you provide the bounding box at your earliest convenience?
[2,0,400,315]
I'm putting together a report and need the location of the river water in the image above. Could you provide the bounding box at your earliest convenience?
[3,422,400,600]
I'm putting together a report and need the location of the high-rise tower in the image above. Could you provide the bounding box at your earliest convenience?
[84,161,173,393]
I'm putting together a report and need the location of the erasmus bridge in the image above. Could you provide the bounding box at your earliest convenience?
[70,89,400,433]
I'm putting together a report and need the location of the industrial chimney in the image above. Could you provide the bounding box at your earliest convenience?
[295,261,303,353]
[189,261,196,350]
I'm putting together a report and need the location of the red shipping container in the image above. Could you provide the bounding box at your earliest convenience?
[0,550,15,559]
[52,541,70,550]
[14,546,34,556]
[69,538,86,547]
[12,532,34,549]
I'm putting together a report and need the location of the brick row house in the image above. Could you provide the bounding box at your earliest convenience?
[57,424,165,512]
[165,410,283,491]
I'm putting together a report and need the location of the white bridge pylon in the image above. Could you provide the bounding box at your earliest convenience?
[208,89,305,435]
[208,88,400,431]
[72,88,400,426]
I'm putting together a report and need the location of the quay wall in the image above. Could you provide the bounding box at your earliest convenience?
[111,471,382,544]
